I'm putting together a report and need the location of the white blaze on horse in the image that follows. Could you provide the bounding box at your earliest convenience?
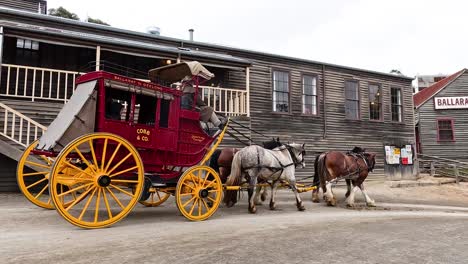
[312,147,377,207]
[224,143,306,213]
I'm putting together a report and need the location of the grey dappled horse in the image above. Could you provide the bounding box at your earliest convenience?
[224,143,306,213]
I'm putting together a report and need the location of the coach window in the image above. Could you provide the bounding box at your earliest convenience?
[368,84,382,120]
[302,75,317,115]
[345,80,360,120]
[134,94,157,126]
[272,71,289,113]
[159,99,171,128]
[105,87,131,122]
[437,119,455,142]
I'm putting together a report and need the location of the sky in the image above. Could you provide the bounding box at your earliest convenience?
[47,0,468,78]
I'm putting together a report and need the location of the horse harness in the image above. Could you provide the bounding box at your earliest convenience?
[242,145,303,181]
[329,152,372,183]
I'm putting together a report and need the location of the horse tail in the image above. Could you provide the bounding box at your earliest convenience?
[312,154,321,187]
[223,151,243,207]
[317,153,329,191]
[209,149,222,173]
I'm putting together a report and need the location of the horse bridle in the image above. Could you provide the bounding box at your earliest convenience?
[286,145,306,168]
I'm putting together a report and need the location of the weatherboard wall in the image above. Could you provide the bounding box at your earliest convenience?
[418,72,468,160]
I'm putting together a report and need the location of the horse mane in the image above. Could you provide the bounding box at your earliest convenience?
[262,137,282,150]
[350,146,366,153]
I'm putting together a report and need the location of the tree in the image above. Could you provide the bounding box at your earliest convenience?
[390,69,403,75]
[87,17,110,26]
[48,7,79,20]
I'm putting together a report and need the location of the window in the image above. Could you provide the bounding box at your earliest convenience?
[302,75,317,115]
[105,87,131,122]
[391,87,403,122]
[159,99,171,128]
[368,84,382,120]
[16,38,39,50]
[273,71,289,112]
[437,119,455,141]
[134,94,157,126]
[345,80,359,119]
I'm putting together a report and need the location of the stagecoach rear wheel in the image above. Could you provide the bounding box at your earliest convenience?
[139,188,171,207]
[17,140,55,209]
[49,133,144,229]
[176,166,222,221]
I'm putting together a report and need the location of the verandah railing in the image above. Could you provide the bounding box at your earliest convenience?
[0,64,82,102]
[0,102,47,147]
[0,64,249,116]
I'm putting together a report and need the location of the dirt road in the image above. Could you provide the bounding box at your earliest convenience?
[1,183,468,264]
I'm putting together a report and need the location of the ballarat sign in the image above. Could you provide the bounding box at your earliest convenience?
[434,96,468,109]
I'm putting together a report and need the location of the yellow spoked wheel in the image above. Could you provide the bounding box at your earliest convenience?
[17,140,55,209]
[176,166,222,221]
[49,133,144,229]
[139,188,171,207]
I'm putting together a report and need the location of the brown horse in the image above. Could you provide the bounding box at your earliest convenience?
[311,147,376,207]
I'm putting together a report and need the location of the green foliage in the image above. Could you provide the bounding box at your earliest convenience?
[48,6,79,20]
[87,17,110,26]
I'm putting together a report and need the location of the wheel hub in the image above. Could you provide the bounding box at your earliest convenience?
[199,189,209,198]
[97,175,111,187]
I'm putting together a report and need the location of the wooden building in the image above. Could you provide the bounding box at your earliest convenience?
[0,6,415,191]
[414,69,468,160]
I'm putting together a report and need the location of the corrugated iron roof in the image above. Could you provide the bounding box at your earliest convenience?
[0,6,414,80]
[413,69,466,109]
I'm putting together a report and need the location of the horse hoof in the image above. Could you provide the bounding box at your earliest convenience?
[269,202,276,210]
[367,201,376,207]
[327,199,337,207]
[248,207,257,214]
[346,203,355,208]
[297,205,306,211]
[226,201,235,208]
[312,197,320,203]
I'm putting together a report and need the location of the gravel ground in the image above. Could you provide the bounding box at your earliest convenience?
[1,181,468,264]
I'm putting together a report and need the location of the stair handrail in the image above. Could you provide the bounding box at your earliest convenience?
[0,102,47,147]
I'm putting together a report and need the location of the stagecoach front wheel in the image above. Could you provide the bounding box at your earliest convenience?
[17,140,54,209]
[176,166,222,221]
[49,133,144,229]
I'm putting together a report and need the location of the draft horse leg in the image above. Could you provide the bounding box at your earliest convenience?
[345,179,352,198]
[345,181,359,207]
[288,178,305,211]
[312,188,320,203]
[254,185,264,205]
[269,180,280,210]
[359,183,376,207]
[323,181,337,206]
[247,171,258,214]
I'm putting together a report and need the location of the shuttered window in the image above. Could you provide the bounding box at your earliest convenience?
[391,87,403,122]
[437,119,455,142]
[369,84,382,120]
[345,80,360,119]
[273,71,289,113]
[302,75,317,115]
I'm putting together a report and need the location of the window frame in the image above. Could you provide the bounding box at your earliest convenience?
[368,83,383,121]
[344,80,361,120]
[437,118,455,142]
[271,69,291,114]
[301,73,319,116]
[391,87,404,123]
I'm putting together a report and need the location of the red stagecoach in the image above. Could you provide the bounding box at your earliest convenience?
[17,61,229,228]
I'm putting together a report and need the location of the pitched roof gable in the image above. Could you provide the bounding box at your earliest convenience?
[413,69,466,109]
